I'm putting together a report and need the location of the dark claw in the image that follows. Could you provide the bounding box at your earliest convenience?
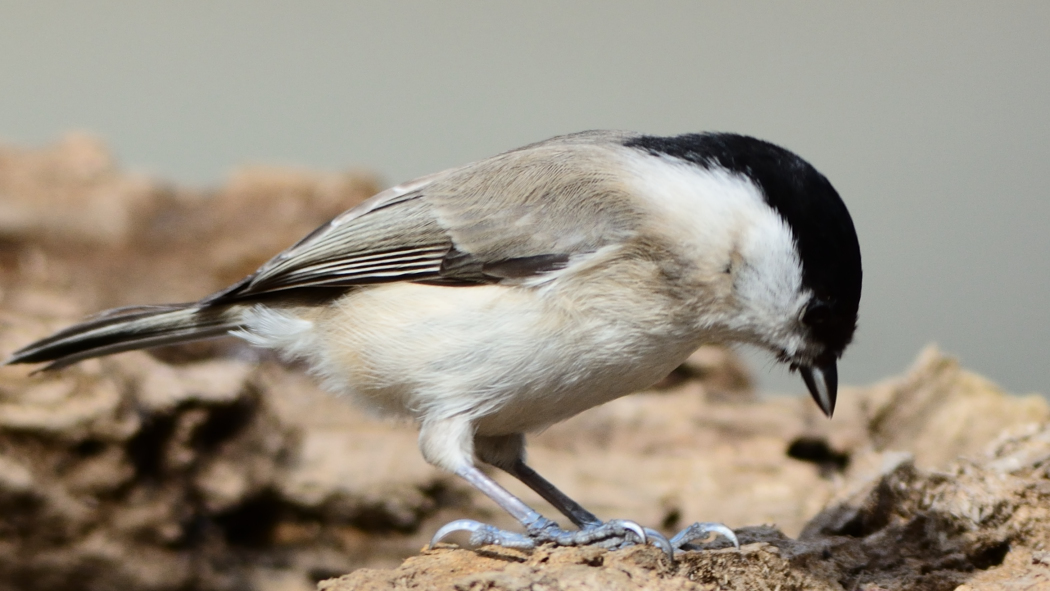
[430,519,536,549]
[670,521,740,552]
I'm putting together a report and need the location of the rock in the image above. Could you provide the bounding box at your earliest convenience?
[0,133,151,245]
[861,346,1050,469]
[321,419,1050,591]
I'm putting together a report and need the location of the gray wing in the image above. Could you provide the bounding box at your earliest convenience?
[207,132,643,303]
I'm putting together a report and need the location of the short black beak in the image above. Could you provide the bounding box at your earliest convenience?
[799,361,838,418]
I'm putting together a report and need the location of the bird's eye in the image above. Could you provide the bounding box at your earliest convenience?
[801,299,832,326]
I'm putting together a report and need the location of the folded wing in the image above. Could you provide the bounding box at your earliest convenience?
[208,135,642,304]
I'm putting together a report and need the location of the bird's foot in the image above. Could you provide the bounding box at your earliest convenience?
[431,519,537,549]
[431,517,673,558]
[670,521,740,553]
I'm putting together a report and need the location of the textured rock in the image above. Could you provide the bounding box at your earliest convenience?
[322,418,1050,591]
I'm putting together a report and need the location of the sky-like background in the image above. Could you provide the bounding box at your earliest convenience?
[1,2,1047,395]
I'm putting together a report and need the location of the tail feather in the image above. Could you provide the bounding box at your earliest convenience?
[4,303,244,371]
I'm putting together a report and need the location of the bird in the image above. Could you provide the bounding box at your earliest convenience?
[4,130,862,557]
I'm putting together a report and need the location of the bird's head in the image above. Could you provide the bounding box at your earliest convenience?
[627,133,862,417]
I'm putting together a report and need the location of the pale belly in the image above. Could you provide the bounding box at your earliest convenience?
[244,281,703,435]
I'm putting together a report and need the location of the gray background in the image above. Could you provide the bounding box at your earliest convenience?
[1,2,1047,395]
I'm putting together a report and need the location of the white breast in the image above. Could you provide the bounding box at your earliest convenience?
[239,274,702,436]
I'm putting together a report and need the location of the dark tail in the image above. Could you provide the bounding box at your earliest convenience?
[4,303,244,371]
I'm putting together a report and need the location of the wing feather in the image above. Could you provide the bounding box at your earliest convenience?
[205,132,646,304]
[226,196,454,297]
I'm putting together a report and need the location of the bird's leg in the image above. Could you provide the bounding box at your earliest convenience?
[479,433,737,554]
[428,427,731,556]
[433,433,670,556]
[511,459,739,554]
[505,460,601,528]
[429,429,653,552]
[430,463,653,552]
[431,463,553,549]
[471,433,601,527]
[505,459,673,555]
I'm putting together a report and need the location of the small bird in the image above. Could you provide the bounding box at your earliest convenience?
[5,131,861,556]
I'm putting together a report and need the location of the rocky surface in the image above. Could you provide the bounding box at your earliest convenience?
[0,136,1048,591]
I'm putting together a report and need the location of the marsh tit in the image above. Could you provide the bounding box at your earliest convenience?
[6,130,862,556]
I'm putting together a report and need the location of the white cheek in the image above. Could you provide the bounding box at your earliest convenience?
[621,152,809,342]
[729,216,812,352]
[627,156,762,262]
[738,218,804,310]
